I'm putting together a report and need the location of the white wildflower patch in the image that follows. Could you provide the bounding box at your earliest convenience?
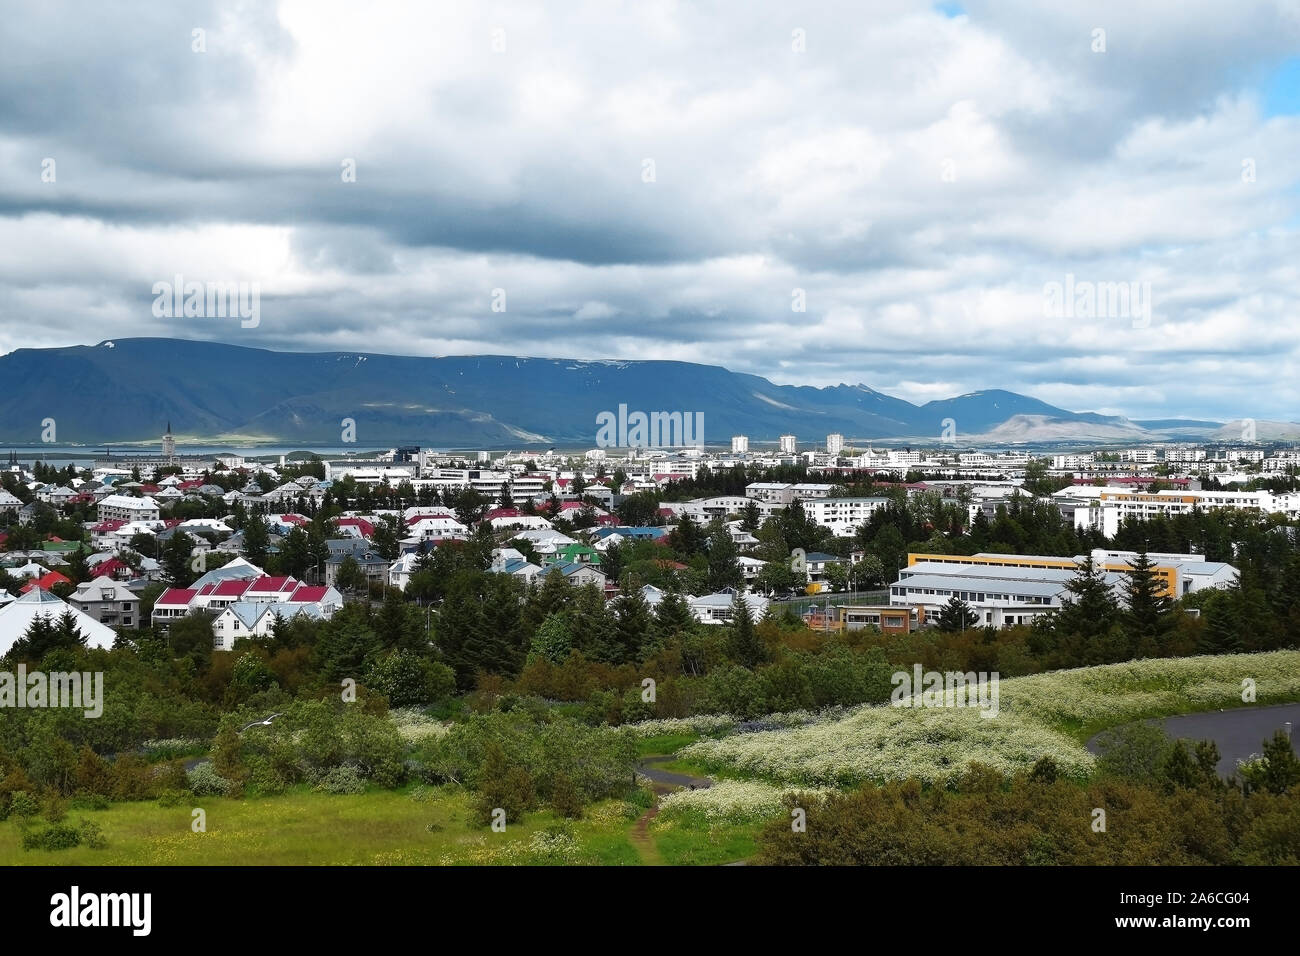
[659,780,828,822]
[682,651,1300,787]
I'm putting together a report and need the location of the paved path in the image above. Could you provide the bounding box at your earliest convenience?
[636,755,713,791]
[1086,702,1300,776]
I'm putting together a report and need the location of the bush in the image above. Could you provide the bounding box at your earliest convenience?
[315,765,366,795]
[549,772,584,819]
[21,821,82,852]
[186,762,234,797]
[79,818,108,850]
[9,790,40,819]
[157,788,188,808]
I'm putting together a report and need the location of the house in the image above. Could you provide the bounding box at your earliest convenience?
[67,576,140,628]
[0,489,22,515]
[543,562,607,589]
[0,588,118,654]
[98,494,161,523]
[325,549,389,588]
[801,552,845,584]
[388,552,421,590]
[689,591,769,624]
[545,543,601,567]
[212,601,328,650]
[151,588,199,627]
[498,558,544,583]
[19,570,72,594]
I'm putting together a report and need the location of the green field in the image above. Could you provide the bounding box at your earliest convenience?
[1,787,648,866]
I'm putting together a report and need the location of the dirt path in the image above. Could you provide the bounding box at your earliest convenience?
[628,756,714,866]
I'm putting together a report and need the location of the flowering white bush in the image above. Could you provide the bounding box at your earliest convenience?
[659,780,827,822]
[682,651,1300,787]
[626,709,840,739]
[625,715,737,737]
[389,708,450,744]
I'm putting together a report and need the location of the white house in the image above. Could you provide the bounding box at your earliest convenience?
[0,588,118,655]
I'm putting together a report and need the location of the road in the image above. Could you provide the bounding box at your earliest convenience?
[1086,702,1300,776]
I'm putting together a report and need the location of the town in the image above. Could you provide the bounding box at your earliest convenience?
[3,427,1294,654]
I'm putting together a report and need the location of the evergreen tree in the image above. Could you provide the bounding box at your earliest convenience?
[727,592,764,668]
[706,527,744,592]
[1050,555,1120,642]
[162,531,196,586]
[242,514,270,568]
[1122,550,1174,655]
[653,588,696,642]
[610,578,653,664]
[937,594,978,632]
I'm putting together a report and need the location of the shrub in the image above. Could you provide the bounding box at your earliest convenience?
[79,818,108,850]
[315,765,366,795]
[157,789,188,808]
[549,772,584,819]
[186,762,234,797]
[21,822,82,852]
[9,790,40,819]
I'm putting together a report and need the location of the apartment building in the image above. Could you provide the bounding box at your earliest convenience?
[1071,488,1300,538]
[98,494,160,523]
[66,576,140,628]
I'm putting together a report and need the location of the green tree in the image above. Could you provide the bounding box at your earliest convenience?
[727,592,763,668]
[1122,551,1174,655]
[937,594,978,632]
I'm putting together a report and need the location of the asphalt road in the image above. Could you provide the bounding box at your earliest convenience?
[1086,702,1300,776]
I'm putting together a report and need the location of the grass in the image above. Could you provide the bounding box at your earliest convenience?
[635,732,699,757]
[649,811,761,866]
[0,786,643,866]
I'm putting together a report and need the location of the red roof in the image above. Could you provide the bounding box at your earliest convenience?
[335,517,375,537]
[20,570,72,593]
[278,514,309,525]
[212,580,252,597]
[155,587,198,606]
[484,508,523,520]
[139,484,161,493]
[90,558,130,578]
[163,519,182,528]
[248,575,297,593]
[406,512,454,526]
[93,519,126,533]
[179,479,205,489]
[289,584,329,602]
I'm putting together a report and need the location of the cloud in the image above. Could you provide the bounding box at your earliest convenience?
[0,0,1298,421]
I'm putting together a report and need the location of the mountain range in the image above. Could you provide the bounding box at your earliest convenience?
[0,337,1278,447]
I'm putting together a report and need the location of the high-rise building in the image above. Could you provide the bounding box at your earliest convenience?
[162,422,175,461]
[731,435,749,454]
[779,434,797,454]
[826,433,845,456]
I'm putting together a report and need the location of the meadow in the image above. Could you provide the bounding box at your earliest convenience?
[675,650,1300,790]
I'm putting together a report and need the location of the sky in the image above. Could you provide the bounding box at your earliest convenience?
[1,0,1298,422]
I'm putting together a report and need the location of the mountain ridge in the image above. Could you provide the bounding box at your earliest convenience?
[0,337,1227,446]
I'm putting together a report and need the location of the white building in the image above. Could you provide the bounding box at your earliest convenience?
[827,433,845,457]
[98,494,160,523]
[779,435,797,454]
[731,435,749,454]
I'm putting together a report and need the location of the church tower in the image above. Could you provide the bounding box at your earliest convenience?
[162,421,176,462]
